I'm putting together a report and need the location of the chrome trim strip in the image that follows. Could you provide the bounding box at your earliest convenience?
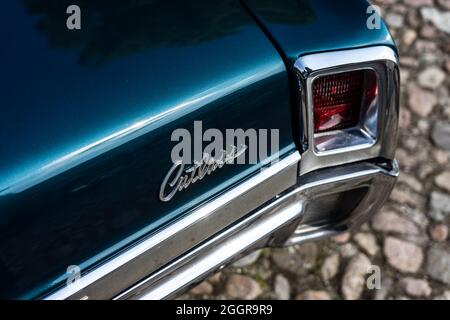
[45,151,300,300]
[116,160,398,300]
[295,46,400,175]
[130,199,304,300]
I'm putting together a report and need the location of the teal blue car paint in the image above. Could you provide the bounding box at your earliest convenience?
[242,0,397,62]
[0,0,295,299]
[0,0,396,299]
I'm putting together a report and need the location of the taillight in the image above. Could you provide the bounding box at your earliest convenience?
[312,70,378,134]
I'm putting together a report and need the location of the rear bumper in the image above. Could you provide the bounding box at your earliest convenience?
[46,153,398,300]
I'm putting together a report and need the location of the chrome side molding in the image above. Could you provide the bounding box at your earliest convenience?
[126,196,304,300]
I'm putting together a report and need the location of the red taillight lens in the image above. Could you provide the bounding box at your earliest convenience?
[312,70,378,133]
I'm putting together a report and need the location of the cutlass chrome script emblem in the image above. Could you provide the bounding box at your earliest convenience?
[160,145,247,202]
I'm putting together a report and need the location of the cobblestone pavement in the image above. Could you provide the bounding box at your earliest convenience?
[182,0,450,300]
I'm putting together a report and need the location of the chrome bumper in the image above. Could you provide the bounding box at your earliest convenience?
[45,153,398,300]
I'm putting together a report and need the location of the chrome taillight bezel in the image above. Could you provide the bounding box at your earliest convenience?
[295,46,399,175]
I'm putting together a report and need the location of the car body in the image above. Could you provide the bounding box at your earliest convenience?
[0,0,399,299]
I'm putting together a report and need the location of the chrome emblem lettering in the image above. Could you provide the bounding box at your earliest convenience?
[159,145,247,202]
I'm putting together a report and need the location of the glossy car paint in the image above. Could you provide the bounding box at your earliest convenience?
[243,0,396,61]
[0,0,395,299]
[0,0,294,299]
